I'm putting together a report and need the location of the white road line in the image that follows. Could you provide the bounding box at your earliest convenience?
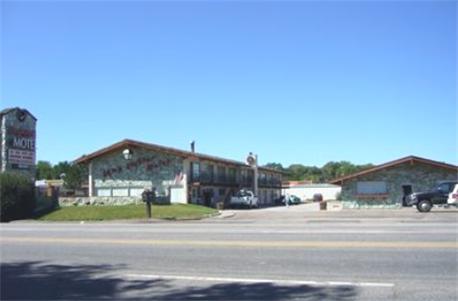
[125,273,395,288]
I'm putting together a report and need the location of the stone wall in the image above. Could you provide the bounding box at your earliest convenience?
[59,196,170,207]
[90,147,185,199]
[341,162,457,208]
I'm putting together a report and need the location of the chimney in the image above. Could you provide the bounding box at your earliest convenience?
[190,140,195,153]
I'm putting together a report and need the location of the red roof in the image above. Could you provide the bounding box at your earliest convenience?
[329,156,458,184]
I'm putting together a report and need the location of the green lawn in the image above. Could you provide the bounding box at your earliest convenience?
[38,204,218,221]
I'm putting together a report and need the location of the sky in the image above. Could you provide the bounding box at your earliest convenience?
[1,0,456,167]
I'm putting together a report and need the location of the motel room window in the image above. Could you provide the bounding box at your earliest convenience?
[191,162,200,182]
[240,170,247,184]
[260,173,267,186]
[247,170,254,184]
[228,168,236,184]
[201,163,214,183]
[356,181,387,194]
[217,166,226,183]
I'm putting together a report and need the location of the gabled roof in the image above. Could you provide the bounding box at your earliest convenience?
[0,107,37,121]
[74,139,284,174]
[329,156,458,184]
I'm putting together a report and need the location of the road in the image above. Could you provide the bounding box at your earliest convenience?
[1,207,457,301]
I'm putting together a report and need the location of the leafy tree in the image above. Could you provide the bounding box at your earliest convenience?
[56,162,86,190]
[36,160,87,190]
[52,161,72,179]
[264,163,285,172]
[36,161,54,180]
[265,161,374,183]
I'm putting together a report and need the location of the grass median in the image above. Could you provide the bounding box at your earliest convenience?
[37,204,218,221]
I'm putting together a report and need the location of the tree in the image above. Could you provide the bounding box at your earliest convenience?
[263,163,285,172]
[36,161,54,180]
[64,164,86,189]
[287,164,308,181]
[275,161,374,183]
[56,162,86,190]
[52,161,72,179]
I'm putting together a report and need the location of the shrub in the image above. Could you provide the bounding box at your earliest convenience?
[0,172,36,222]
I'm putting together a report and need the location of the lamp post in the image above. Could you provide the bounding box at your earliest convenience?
[122,148,133,198]
[246,153,259,199]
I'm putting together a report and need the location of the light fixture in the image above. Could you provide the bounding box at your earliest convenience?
[122,148,133,160]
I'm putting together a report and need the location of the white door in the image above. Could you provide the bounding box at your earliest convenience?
[170,187,186,204]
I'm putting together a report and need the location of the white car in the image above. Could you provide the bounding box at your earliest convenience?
[230,190,258,209]
[447,184,458,204]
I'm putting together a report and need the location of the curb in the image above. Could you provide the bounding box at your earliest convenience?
[215,210,237,219]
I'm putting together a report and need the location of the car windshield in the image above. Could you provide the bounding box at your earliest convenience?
[236,191,249,197]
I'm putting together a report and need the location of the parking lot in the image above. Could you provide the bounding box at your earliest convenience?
[219,203,458,223]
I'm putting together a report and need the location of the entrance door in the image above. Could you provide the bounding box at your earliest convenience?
[402,185,413,206]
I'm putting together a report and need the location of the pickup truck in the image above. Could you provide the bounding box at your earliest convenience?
[230,190,258,209]
[406,181,458,212]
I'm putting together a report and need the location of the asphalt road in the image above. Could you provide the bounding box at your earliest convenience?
[1,207,457,301]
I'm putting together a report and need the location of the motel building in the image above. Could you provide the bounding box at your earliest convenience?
[69,139,283,208]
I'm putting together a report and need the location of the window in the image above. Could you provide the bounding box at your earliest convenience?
[112,188,129,197]
[240,169,247,184]
[247,170,254,184]
[228,168,236,183]
[217,166,226,183]
[201,163,214,183]
[219,188,226,196]
[356,181,387,194]
[191,162,200,182]
[437,182,452,193]
[97,188,111,197]
[259,173,267,186]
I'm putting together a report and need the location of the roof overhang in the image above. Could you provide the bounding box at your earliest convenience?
[74,139,285,175]
[329,156,458,185]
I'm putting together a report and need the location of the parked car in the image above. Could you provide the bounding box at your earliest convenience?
[230,190,258,209]
[283,195,301,205]
[406,181,458,212]
[447,184,458,205]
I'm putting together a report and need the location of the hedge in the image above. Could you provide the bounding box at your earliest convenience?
[0,172,35,222]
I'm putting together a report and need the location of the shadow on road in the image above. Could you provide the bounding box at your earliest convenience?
[159,282,357,301]
[1,261,358,300]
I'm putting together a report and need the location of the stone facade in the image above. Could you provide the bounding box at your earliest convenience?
[340,162,457,209]
[90,147,185,199]
[59,196,142,207]
[0,108,37,179]
[75,140,283,207]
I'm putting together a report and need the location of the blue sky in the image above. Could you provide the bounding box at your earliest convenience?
[1,1,456,167]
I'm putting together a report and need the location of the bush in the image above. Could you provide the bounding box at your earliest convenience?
[0,172,36,222]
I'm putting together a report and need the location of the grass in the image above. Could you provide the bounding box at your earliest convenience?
[37,204,218,221]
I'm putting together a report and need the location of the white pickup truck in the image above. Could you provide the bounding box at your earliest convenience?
[230,190,258,209]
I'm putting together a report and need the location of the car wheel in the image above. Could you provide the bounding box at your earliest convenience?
[417,200,432,213]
